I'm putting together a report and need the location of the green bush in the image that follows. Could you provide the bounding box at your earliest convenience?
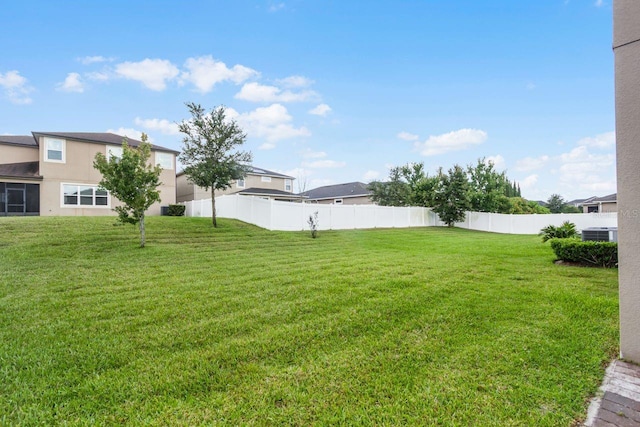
[167,204,186,216]
[539,221,578,243]
[550,238,618,268]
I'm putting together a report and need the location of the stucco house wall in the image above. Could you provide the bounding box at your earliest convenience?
[614,0,640,363]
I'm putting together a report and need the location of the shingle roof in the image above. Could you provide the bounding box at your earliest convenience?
[0,135,38,147]
[234,187,305,199]
[0,161,42,179]
[584,193,617,204]
[301,182,371,200]
[247,166,293,179]
[31,132,179,154]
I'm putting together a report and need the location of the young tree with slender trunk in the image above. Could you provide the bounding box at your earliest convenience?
[178,103,252,227]
[93,134,162,248]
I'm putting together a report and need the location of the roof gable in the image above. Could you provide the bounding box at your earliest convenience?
[32,132,179,154]
[302,181,371,199]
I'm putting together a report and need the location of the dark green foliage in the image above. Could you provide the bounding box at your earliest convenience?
[368,167,411,206]
[432,165,470,226]
[466,158,512,213]
[167,204,186,216]
[508,197,551,214]
[550,239,618,268]
[93,134,162,248]
[178,102,252,227]
[561,204,582,213]
[546,194,567,214]
[539,221,579,242]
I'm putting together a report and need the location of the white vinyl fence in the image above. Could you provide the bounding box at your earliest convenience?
[184,195,618,234]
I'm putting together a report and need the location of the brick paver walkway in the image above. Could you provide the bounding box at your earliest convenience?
[585,360,640,426]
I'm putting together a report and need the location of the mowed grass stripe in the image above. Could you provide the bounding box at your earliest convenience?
[0,216,618,425]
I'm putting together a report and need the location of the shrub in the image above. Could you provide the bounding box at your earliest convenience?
[307,211,319,238]
[167,204,186,216]
[550,239,618,268]
[539,221,578,243]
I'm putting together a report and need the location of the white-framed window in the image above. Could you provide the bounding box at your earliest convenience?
[334,199,343,205]
[261,176,271,182]
[284,179,292,192]
[237,178,246,189]
[44,138,65,163]
[156,152,173,170]
[107,145,123,161]
[61,184,109,208]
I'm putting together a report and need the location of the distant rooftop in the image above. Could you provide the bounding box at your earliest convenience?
[301,181,371,200]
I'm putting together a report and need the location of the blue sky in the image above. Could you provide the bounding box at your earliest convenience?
[0,0,614,201]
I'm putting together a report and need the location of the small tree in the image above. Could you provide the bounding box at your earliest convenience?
[93,134,162,248]
[307,211,319,238]
[178,102,252,227]
[432,165,471,227]
[546,194,567,214]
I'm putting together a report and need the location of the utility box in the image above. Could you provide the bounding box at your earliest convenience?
[582,227,618,242]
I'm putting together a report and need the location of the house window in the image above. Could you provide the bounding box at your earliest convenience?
[261,176,271,182]
[284,179,292,192]
[588,205,599,213]
[62,184,109,208]
[156,152,173,170]
[237,178,246,189]
[107,145,123,160]
[44,138,65,163]
[334,199,343,205]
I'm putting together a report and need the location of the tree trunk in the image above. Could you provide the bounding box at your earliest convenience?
[139,213,146,248]
[211,188,217,228]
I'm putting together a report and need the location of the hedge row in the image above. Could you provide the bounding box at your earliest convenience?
[167,204,186,216]
[550,238,618,268]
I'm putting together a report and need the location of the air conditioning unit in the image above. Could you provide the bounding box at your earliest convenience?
[582,227,618,242]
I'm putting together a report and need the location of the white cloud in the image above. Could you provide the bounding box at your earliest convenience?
[106,127,151,141]
[415,128,487,156]
[397,131,420,141]
[0,70,33,104]
[302,159,346,168]
[235,82,318,103]
[180,56,259,93]
[515,155,549,172]
[134,117,180,135]
[277,75,313,88]
[363,170,380,181]
[309,103,332,116]
[485,154,505,169]
[115,58,179,91]
[230,103,311,142]
[269,2,285,12]
[556,133,616,193]
[301,148,327,159]
[594,0,604,7]
[259,142,276,150]
[86,71,110,81]
[57,73,84,93]
[576,131,615,149]
[78,56,113,65]
[519,174,538,189]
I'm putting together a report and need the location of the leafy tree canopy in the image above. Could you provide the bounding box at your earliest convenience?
[178,102,252,227]
[93,134,162,248]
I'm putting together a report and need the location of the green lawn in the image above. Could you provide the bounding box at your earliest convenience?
[0,216,618,426]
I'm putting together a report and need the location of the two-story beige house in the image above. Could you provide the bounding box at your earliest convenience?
[0,132,177,216]
[177,166,303,202]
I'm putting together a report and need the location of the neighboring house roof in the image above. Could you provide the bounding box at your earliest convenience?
[534,200,548,207]
[569,196,596,206]
[0,161,42,180]
[582,193,617,205]
[234,187,306,199]
[177,166,294,179]
[301,181,371,200]
[0,135,38,147]
[31,132,179,154]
